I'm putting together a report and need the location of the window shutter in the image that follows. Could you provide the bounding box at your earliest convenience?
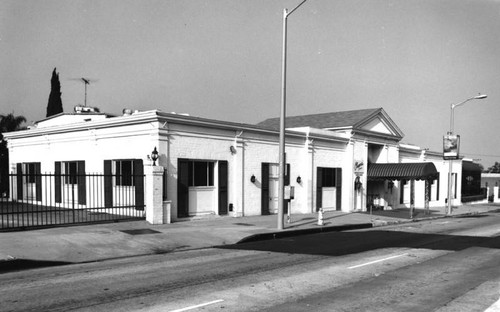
[55,162,61,203]
[104,160,113,207]
[218,161,228,215]
[163,168,168,201]
[400,180,405,204]
[177,160,190,218]
[335,168,342,211]
[133,159,144,210]
[436,173,440,201]
[77,161,86,205]
[16,163,23,199]
[316,167,323,211]
[261,163,269,215]
[35,163,42,201]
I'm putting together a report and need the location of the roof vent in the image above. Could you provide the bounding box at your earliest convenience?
[74,105,100,113]
[123,108,133,116]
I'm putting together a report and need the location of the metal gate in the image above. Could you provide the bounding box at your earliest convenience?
[0,172,145,230]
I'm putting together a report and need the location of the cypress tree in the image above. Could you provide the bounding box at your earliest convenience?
[46,68,63,117]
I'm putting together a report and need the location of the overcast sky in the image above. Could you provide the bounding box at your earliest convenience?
[1,0,499,167]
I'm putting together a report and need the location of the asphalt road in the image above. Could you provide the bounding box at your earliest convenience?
[1,212,499,312]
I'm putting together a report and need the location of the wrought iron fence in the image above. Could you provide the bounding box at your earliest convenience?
[0,172,145,230]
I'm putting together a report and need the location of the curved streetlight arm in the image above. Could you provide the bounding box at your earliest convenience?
[287,0,308,17]
[449,94,487,134]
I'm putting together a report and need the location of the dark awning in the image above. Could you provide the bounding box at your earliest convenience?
[367,162,438,181]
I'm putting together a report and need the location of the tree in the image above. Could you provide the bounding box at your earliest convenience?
[486,162,500,173]
[0,113,27,196]
[46,67,63,117]
[478,163,484,173]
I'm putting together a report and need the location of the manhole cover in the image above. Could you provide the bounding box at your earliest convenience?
[121,229,161,235]
[233,223,255,226]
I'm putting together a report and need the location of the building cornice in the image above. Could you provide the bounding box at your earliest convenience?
[5,110,351,145]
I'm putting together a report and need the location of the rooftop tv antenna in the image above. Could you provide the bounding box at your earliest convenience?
[69,77,98,107]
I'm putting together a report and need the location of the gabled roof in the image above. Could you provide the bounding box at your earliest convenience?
[257,108,381,130]
[256,108,404,139]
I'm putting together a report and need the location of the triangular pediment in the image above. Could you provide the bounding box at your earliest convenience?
[360,116,393,135]
[354,109,404,139]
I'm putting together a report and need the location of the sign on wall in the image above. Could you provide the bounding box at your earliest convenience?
[354,161,364,176]
[443,134,460,160]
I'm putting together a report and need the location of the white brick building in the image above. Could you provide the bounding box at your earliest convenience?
[4,107,470,223]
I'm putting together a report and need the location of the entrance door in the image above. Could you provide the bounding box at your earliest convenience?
[316,167,342,211]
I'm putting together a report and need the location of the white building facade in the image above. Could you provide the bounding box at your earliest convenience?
[4,108,467,223]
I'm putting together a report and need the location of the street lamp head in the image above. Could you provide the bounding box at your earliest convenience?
[474,94,487,100]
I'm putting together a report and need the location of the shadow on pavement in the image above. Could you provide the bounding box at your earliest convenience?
[221,230,500,257]
[360,208,440,219]
[0,259,73,274]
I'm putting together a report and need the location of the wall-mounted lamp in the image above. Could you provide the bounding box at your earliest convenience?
[296,176,302,184]
[151,147,159,166]
[230,146,237,155]
[250,174,256,183]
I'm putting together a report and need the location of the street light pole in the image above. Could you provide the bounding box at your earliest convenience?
[278,0,308,230]
[446,94,487,215]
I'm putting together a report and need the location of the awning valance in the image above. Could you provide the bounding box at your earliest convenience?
[367,162,438,181]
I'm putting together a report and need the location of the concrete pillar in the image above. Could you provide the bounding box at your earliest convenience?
[424,180,430,215]
[494,186,500,203]
[410,179,415,219]
[307,139,314,213]
[230,137,244,217]
[145,166,165,224]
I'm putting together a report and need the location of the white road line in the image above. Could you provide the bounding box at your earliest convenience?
[484,297,500,312]
[348,254,408,269]
[169,299,224,312]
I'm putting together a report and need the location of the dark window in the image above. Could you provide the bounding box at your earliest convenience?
[26,163,37,183]
[115,160,134,186]
[64,162,78,185]
[322,168,336,187]
[189,161,214,187]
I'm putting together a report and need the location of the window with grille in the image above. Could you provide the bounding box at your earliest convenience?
[63,162,79,185]
[115,160,135,186]
[188,161,214,187]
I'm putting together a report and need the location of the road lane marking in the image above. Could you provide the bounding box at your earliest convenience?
[348,254,408,269]
[169,299,224,312]
[484,297,500,312]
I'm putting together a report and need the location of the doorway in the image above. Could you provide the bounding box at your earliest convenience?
[316,167,342,211]
[177,159,228,218]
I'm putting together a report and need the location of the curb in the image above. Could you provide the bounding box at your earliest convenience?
[237,208,500,244]
[237,223,373,244]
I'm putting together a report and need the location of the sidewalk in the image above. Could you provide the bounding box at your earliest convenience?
[0,203,499,270]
